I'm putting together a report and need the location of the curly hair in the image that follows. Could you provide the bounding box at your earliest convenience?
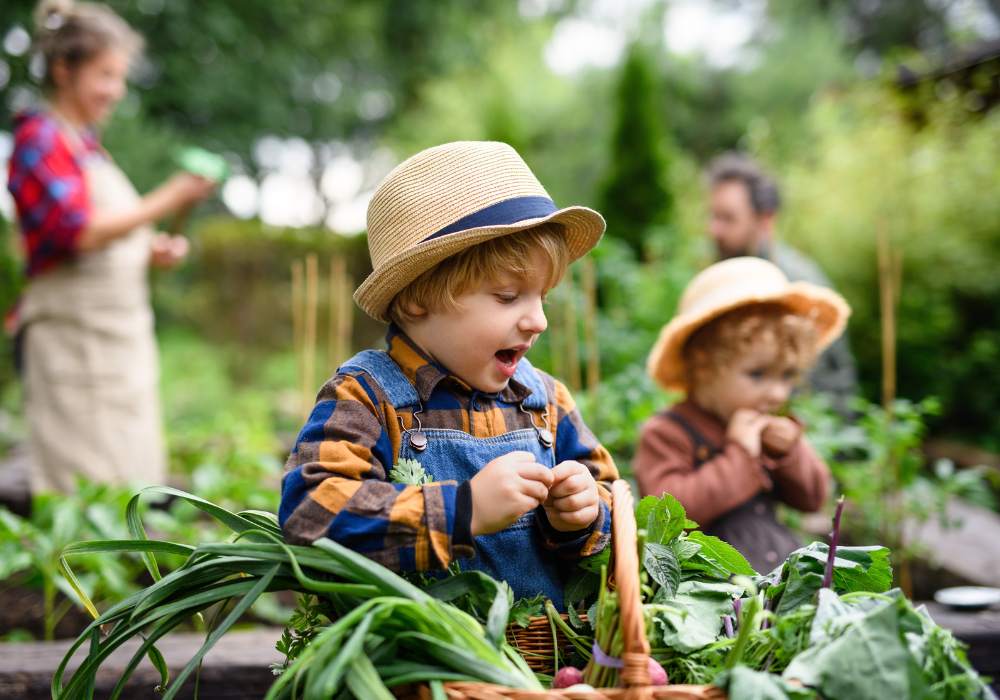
[683,303,819,385]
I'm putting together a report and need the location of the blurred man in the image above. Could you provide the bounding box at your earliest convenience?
[706,153,858,410]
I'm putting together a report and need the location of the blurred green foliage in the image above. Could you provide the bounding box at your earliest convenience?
[598,42,674,258]
[774,91,1000,445]
[153,217,374,356]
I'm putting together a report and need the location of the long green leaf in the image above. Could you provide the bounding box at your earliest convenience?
[395,632,536,688]
[161,564,280,700]
[312,537,430,601]
[228,527,382,596]
[58,539,196,620]
[109,613,188,699]
[378,662,481,687]
[345,653,395,700]
[313,611,376,696]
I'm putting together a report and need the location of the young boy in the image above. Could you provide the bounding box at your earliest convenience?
[637,257,850,572]
[279,141,618,608]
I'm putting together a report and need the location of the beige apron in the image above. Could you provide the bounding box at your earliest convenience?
[19,144,165,493]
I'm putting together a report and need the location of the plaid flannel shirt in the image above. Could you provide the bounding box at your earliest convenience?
[280,326,618,572]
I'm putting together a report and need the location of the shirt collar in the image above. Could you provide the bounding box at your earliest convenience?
[385,325,533,405]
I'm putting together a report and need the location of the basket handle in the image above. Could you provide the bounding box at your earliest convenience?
[611,479,652,690]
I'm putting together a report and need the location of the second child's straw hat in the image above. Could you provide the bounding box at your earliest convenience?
[354,141,606,322]
[647,257,851,392]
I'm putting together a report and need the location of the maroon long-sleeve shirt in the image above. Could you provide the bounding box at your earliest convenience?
[635,399,830,528]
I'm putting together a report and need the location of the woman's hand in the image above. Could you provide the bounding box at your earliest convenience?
[164,172,216,210]
[79,174,215,251]
[150,233,189,269]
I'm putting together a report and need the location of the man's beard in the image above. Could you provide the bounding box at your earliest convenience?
[715,241,752,260]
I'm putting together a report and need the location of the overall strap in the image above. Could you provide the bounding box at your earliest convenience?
[511,357,549,410]
[661,410,721,468]
[338,349,420,410]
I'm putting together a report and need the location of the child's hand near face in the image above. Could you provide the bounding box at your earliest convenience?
[470,451,553,535]
[543,461,600,532]
[761,416,802,457]
[725,408,771,457]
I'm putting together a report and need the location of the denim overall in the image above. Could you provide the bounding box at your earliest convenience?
[341,350,565,608]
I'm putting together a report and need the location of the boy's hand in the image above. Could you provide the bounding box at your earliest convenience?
[726,409,770,457]
[470,451,552,536]
[543,461,600,532]
[761,416,801,457]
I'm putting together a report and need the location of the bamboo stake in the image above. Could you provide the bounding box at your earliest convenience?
[582,256,600,397]
[326,255,343,372]
[564,266,581,393]
[877,218,911,596]
[291,259,304,417]
[581,255,600,430]
[877,221,897,410]
[337,261,353,366]
[549,288,565,381]
[303,254,319,419]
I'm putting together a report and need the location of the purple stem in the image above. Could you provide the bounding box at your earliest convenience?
[733,597,742,617]
[723,615,735,638]
[822,496,846,589]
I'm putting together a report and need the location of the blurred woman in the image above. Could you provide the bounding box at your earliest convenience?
[7,0,214,492]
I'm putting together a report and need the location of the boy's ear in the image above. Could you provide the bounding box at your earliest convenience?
[401,299,428,319]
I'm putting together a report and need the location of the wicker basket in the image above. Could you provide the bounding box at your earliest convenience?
[407,480,727,700]
[506,613,589,674]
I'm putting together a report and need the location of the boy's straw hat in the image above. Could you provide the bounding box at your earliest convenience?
[354,141,605,321]
[647,257,850,392]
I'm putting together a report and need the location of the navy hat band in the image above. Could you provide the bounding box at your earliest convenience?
[423,195,558,243]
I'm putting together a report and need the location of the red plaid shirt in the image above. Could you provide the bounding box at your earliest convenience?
[7,111,100,278]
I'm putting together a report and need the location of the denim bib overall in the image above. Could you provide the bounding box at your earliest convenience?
[341,350,565,607]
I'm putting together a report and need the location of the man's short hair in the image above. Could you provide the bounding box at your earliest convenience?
[707,153,781,215]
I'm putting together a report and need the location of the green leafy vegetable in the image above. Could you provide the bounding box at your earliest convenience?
[782,594,926,700]
[636,493,688,545]
[643,542,681,598]
[389,458,433,485]
[768,543,892,616]
[648,580,744,653]
[714,666,817,700]
[684,531,757,578]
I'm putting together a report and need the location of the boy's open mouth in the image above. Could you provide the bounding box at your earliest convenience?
[494,345,529,377]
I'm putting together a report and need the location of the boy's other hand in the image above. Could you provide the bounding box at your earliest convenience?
[761,416,801,457]
[543,460,600,532]
[726,408,770,457]
[760,416,802,457]
[470,451,552,536]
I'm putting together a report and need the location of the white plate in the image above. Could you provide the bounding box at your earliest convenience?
[933,586,1000,610]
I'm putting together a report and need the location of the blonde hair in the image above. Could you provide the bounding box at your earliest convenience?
[388,224,570,326]
[683,303,819,385]
[33,0,143,90]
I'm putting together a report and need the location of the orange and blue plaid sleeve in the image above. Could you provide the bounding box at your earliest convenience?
[536,374,619,559]
[279,371,474,570]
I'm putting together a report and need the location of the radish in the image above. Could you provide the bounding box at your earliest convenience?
[648,658,669,685]
[553,666,585,688]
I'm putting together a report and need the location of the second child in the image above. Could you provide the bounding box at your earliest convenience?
[636,257,849,572]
